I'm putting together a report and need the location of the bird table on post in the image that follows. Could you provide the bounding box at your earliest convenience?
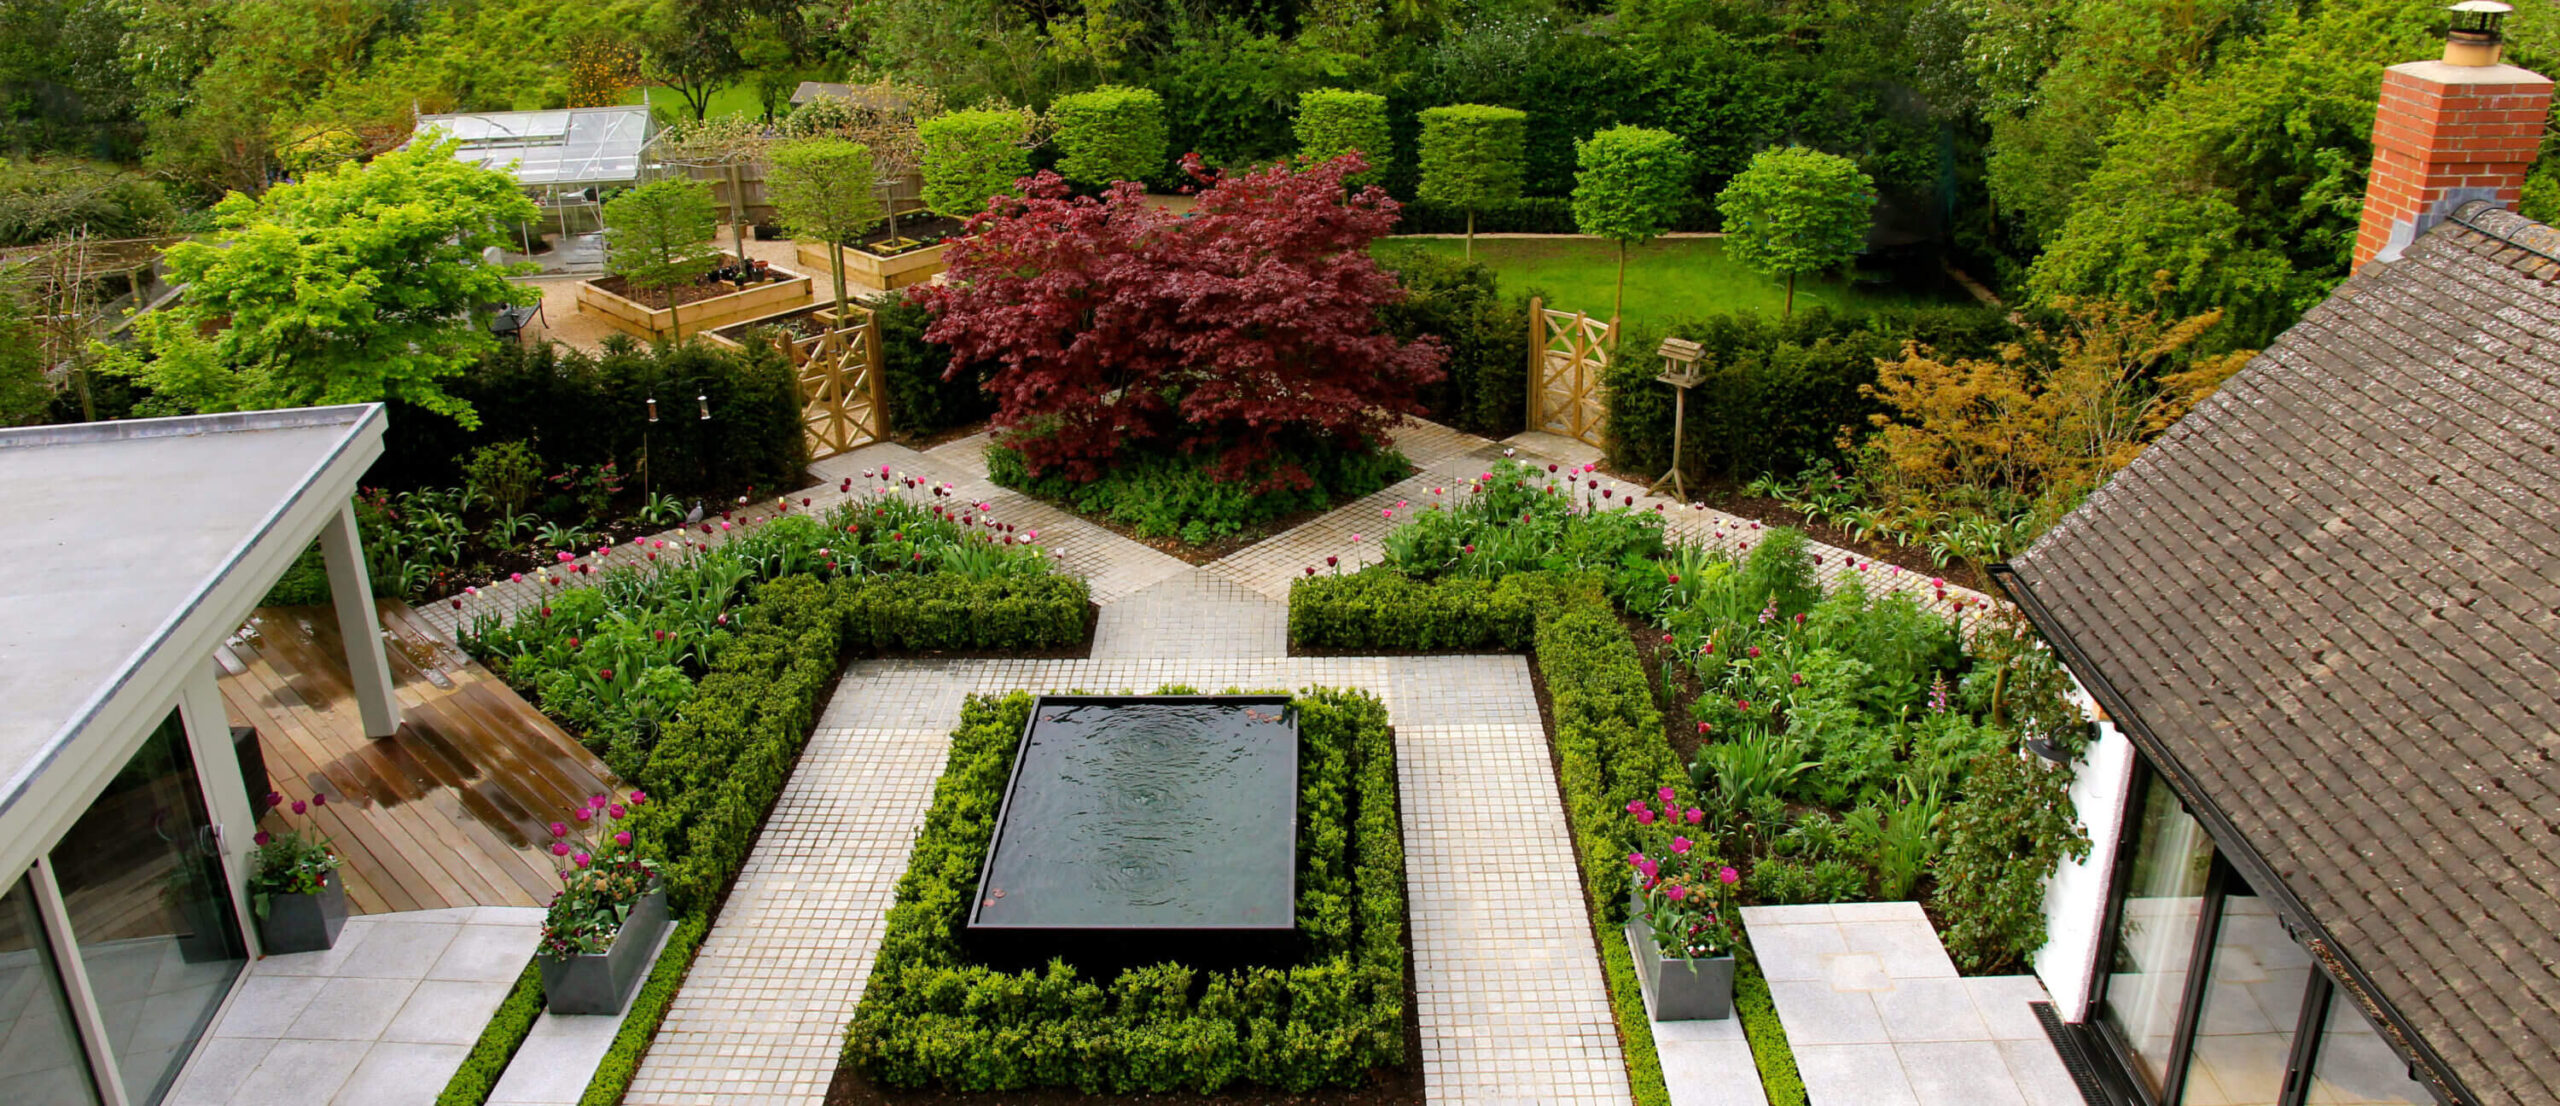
[1647,337,1708,501]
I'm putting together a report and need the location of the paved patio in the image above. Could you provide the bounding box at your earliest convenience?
[1743,903,2080,1106]
[165,907,542,1106]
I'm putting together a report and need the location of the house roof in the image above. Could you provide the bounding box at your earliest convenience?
[2003,201,2560,1106]
[0,407,385,825]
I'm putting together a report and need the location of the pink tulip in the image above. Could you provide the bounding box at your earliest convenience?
[552,842,571,857]
[1719,867,1740,885]
[1672,836,1692,854]
[573,852,591,868]
[614,831,632,847]
[608,804,626,819]
[550,822,568,838]
[291,800,307,815]
[1635,809,1655,825]
[312,793,326,807]
[630,790,647,804]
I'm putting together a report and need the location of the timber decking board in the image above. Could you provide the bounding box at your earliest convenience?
[218,601,622,914]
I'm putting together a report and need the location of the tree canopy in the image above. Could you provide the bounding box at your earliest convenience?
[1571,125,1692,323]
[1716,146,1874,316]
[767,137,884,315]
[1416,103,1526,256]
[98,137,535,425]
[603,176,721,338]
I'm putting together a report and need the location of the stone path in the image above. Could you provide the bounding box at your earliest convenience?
[627,652,1633,1105]
[1742,903,2080,1106]
[166,907,543,1106]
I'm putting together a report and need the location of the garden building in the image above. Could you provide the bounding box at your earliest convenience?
[1996,20,2558,1106]
[0,406,399,1106]
[409,106,655,241]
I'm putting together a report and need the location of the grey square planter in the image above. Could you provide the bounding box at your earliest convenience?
[538,888,669,1015]
[1625,893,1735,1021]
[257,876,348,955]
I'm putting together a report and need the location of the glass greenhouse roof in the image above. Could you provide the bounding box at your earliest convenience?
[411,107,653,188]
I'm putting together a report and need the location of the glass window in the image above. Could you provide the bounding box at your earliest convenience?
[2101,771,2217,1097]
[2179,879,2311,1105]
[48,710,246,1106]
[2307,995,2436,1105]
[0,873,100,1104]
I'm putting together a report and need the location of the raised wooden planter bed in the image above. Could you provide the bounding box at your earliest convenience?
[796,238,954,293]
[574,260,814,342]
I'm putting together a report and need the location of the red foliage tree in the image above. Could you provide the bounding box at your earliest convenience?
[916,152,1446,488]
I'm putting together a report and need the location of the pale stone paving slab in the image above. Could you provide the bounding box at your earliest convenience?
[625,651,1633,1105]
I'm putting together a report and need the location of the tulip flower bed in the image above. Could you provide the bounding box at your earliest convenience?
[1285,466,2090,1105]
[839,687,1414,1100]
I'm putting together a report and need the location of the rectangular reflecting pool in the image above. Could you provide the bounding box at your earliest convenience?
[968,694,1297,969]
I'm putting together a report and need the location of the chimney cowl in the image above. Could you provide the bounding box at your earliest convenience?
[2446,0,2513,66]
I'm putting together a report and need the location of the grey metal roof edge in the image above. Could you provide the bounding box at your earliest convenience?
[0,403,389,819]
[0,403,378,450]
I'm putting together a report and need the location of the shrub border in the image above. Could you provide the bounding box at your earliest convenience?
[435,961,544,1106]
[579,912,712,1106]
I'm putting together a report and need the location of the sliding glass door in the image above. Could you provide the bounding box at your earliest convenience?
[0,874,99,1104]
[2098,768,2217,1096]
[47,709,247,1106]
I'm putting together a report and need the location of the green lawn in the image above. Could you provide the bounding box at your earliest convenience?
[1375,237,1958,328]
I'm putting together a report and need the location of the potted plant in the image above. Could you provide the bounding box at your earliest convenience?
[1624,786,1740,1020]
[536,790,668,1014]
[249,792,346,954]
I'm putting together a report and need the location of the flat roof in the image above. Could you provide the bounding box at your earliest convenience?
[0,406,385,818]
[412,107,652,188]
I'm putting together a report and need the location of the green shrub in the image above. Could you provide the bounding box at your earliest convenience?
[1602,306,2013,483]
[1294,89,1391,184]
[0,157,176,246]
[1416,105,1527,227]
[1288,571,1541,651]
[1050,86,1168,188]
[1736,949,1807,1106]
[1372,244,1531,437]
[1934,750,2088,973]
[371,335,805,503]
[579,912,710,1106]
[844,689,1407,1093]
[986,442,1407,545]
[920,108,1035,219]
[841,574,1089,651]
[872,289,994,438]
[435,960,543,1106]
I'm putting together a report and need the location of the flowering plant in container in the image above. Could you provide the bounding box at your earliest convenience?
[1623,785,1741,1020]
[248,792,348,953]
[539,790,660,958]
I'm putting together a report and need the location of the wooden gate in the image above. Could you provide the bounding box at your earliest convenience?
[1528,297,1611,447]
[759,304,886,461]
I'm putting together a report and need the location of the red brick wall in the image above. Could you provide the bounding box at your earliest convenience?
[2355,65,2554,270]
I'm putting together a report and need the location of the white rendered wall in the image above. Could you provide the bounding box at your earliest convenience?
[2034,683,2137,1023]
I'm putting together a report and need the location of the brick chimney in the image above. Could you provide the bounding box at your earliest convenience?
[2354,1,2553,270]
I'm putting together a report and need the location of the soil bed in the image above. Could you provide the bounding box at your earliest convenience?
[590,267,795,310]
[1599,468,1983,593]
[851,215,969,255]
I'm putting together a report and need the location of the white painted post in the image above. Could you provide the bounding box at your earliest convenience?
[318,501,401,738]
[180,662,264,957]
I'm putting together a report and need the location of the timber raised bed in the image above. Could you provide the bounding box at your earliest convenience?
[574,259,814,341]
[795,238,952,293]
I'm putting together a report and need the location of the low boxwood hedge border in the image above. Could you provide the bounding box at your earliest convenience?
[1288,569,1686,1106]
[579,912,712,1106]
[842,687,1409,1095]
[435,961,544,1106]
[1736,945,1808,1105]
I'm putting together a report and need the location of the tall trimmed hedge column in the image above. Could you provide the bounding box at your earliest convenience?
[1050,86,1168,189]
[1295,89,1391,186]
[1571,126,1693,327]
[920,108,1035,219]
[1417,104,1527,259]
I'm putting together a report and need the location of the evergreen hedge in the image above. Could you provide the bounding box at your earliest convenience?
[920,109,1034,219]
[434,962,544,1106]
[1051,86,1169,189]
[1416,105,1527,229]
[1372,244,1531,437]
[871,288,995,439]
[841,574,1089,651]
[1294,89,1392,184]
[843,688,1408,1094]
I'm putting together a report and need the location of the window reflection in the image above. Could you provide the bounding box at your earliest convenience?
[2307,996,2436,1105]
[48,710,245,1105]
[2101,773,2216,1096]
[0,874,98,1104]
[2179,885,2309,1105]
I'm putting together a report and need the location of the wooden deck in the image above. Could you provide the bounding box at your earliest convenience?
[218,601,623,914]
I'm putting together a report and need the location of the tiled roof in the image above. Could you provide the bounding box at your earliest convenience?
[2006,202,2560,1106]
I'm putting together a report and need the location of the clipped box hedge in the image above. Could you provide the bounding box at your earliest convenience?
[843,688,1407,1095]
[1286,570,1685,1106]
[842,573,1088,652]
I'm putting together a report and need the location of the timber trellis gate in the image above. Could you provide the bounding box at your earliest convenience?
[745,304,886,461]
[1528,297,1612,448]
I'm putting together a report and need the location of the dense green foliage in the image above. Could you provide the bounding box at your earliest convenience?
[435,960,544,1106]
[871,289,995,438]
[96,139,535,426]
[1716,147,1876,315]
[1294,88,1391,184]
[578,912,710,1106]
[1601,306,2017,483]
[1049,85,1167,188]
[0,290,44,427]
[1934,746,2090,972]
[1573,125,1694,320]
[1735,949,1807,1106]
[840,574,1089,651]
[1415,104,1526,235]
[602,177,721,305]
[766,137,883,312]
[919,108,1034,218]
[844,689,1407,1094]
[0,158,174,245]
[1371,244,1530,437]
[986,442,1410,545]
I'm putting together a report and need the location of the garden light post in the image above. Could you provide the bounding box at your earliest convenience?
[643,396,658,501]
[1647,337,1706,501]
